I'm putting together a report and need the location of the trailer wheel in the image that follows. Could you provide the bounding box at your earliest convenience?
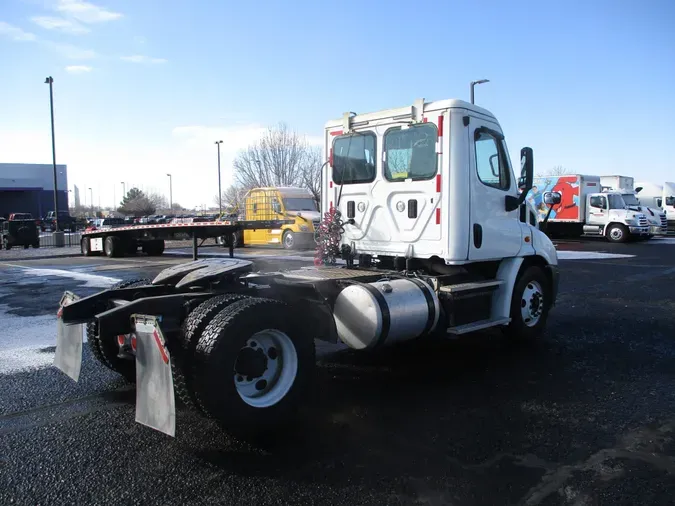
[81,237,92,256]
[104,236,122,257]
[172,293,250,412]
[192,297,315,438]
[143,240,165,256]
[606,223,628,243]
[86,278,152,382]
[503,266,551,342]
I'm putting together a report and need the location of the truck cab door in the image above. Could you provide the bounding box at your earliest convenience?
[586,194,608,225]
[468,122,522,261]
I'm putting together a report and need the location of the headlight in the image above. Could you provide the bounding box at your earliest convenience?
[625,218,637,226]
[299,224,309,232]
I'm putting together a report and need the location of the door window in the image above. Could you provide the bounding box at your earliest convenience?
[590,196,607,209]
[475,130,510,190]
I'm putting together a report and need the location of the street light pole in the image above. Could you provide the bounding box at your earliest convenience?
[166,173,172,211]
[470,79,490,104]
[215,140,223,215]
[88,187,93,216]
[121,181,126,196]
[45,76,59,232]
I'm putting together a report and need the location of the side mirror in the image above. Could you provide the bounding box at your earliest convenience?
[635,186,643,194]
[518,147,534,192]
[505,147,534,212]
[543,191,561,206]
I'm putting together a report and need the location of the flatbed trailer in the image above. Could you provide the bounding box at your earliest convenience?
[80,218,293,260]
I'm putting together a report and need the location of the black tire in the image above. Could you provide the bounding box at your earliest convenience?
[104,236,121,257]
[503,266,551,342]
[81,237,92,256]
[606,223,628,243]
[282,230,295,250]
[172,293,250,412]
[144,240,165,256]
[192,297,316,438]
[86,278,152,382]
[3,238,11,250]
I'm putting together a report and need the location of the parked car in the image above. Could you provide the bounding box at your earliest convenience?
[41,211,77,232]
[2,214,39,249]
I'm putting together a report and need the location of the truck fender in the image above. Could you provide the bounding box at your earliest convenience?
[491,257,524,320]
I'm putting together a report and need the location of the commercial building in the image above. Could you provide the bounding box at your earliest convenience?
[0,163,68,219]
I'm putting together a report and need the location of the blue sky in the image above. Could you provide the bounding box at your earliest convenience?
[1,0,674,209]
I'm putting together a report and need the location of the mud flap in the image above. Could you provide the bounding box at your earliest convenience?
[133,315,176,437]
[54,291,84,381]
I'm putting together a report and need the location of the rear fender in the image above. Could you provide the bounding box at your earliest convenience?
[61,285,168,324]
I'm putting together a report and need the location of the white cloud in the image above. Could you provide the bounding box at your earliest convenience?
[46,41,96,59]
[31,15,90,34]
[121,54,167,64]
[0,21,37,41]
[134,35,146,44]
[65,65,92,73]
[55,0,122,24]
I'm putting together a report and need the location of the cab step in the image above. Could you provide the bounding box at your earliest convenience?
[447,317,511,335]
[439,279,503,294]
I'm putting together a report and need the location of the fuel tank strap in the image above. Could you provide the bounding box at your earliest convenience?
[358,283,391,349]
[407,278,436,335]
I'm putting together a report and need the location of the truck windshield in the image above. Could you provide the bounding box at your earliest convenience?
[608,194,626,209]
[666,197,675,206]
[332,132,376,184]
[622,193,640,206]
[283,198,317,212]
[384,123,438,181]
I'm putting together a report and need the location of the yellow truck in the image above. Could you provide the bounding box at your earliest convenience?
[239,187,320,249]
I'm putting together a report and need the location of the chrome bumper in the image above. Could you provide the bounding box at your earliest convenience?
[628,226,649,235]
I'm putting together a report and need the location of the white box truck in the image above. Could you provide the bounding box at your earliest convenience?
[600,175,667,237]
[635,181,675,235]
[527,174,649,242]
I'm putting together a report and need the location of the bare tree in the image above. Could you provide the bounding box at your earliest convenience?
[232,123,323,197]
[214,184,246,212]
[540,165,571,177]
[147,191,169,212]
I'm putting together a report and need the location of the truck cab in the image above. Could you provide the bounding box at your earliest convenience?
[243,187,319,249]
[599,175,667,237]
[584,191,649,241]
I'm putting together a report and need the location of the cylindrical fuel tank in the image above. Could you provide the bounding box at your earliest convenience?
[333,278,440,350]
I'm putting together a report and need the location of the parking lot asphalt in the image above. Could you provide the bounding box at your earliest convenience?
[1,238,675,505]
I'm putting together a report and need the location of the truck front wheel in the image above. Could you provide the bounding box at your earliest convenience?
[606,223,628,243]
[282,230,295,249]
[503,266,551,342]
[192,297,315,438]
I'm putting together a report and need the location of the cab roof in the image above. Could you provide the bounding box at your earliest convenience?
[324,98,498,130]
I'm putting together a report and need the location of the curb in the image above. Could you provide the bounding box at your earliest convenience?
[0,252,82,262]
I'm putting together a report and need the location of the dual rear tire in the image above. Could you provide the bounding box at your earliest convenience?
[176,296,315,438]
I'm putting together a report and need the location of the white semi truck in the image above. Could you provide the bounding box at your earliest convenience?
[600,175,667,238]
[527,174,649,242]
[634,181,675,235]
[55,98,561,439]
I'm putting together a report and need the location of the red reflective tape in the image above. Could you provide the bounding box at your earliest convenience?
[330,201,333,209]
[436,174,441,192]
[329,148,333,167]
[330,130,343,136]
[438,115,443,137]
[436,208,441,224]
[56,307,63,319]
[153,329,169,364]
[423,117,428,123]
[330,181,333,188]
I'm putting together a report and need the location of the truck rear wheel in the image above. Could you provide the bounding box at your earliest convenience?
[86,278,152,382]
[173,293,250,412]
[606,223,628,243]
[192,298,315,438]
[503,266,551,342]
